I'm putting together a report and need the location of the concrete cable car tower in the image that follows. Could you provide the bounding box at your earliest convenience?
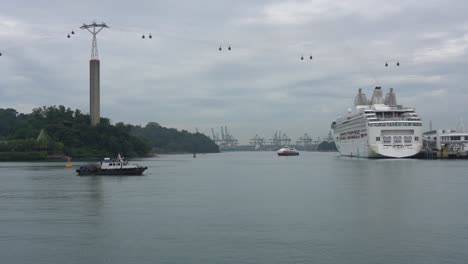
[80,22,109,126]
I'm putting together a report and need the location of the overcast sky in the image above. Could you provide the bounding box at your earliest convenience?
[1,0,467,143]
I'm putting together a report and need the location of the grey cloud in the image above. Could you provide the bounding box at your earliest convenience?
[1,0,468,143]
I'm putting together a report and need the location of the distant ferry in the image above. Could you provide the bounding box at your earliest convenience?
[277,147,299,156]
[331,87,423,158]
[76,154,147,176]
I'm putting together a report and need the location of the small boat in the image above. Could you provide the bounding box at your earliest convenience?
[76,154,147,176]
[277,147,299,156]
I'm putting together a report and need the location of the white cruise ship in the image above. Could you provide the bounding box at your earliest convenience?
[331,87,423,158]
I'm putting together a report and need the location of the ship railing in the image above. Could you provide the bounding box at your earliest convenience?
[368,117,421,121]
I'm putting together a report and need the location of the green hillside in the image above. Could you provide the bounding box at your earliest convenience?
[0,106,219,160]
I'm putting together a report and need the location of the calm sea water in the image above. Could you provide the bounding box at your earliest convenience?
[0,152,467,264]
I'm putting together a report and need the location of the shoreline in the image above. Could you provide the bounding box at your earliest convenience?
[0,151,223,162]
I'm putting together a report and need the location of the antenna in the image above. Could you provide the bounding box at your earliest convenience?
[457,117,465,132]
[80,22,109,60]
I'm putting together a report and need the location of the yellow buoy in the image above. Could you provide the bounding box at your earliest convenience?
[65,157,73,168]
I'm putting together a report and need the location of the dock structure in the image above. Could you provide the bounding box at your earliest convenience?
[249,134,265,150]
[419,149,468,159]
[420,128,468,159]
[209,127,336,152]
[244,131,334,151]
[296,133,313,145]
[210,126,239,150]
[269,130,291,147]
[296,133,314,151]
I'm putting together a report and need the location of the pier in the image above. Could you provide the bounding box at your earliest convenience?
[418,128,468,159]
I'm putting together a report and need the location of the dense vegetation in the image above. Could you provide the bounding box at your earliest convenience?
[317,141,337,151]
[0,106,219,159]
[131,122,219,153]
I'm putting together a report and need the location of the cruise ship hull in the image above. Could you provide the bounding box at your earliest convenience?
[335,137,422,158]
[332,87,423,159]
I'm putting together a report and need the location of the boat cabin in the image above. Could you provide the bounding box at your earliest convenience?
[100,156,135,169]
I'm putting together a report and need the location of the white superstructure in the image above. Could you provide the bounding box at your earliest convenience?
[100,154,142,170]
[331,87,423,158]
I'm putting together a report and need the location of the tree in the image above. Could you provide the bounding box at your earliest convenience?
[1,105,218,158]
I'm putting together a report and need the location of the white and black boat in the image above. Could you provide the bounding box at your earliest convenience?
[76,154,147,176]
